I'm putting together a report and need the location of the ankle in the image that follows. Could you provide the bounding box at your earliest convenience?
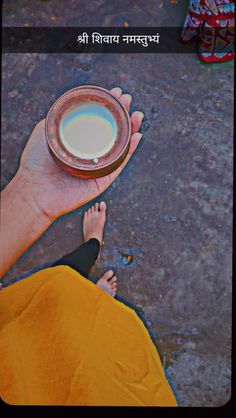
[85,235,102,246]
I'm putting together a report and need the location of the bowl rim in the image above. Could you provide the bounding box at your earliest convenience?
[45,85,131,172]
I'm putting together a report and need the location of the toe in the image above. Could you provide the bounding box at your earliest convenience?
[110,276,117,290]
[102,270,114,281]
[109,276,117,285]
[99,201,106,213]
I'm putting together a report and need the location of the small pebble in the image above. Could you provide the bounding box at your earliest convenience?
[8,89,18,98]
[66,222,73,229]
[119,251,133,265]
[136,305,144,314]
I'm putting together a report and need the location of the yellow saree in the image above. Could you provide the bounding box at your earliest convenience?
[0,266,177,406]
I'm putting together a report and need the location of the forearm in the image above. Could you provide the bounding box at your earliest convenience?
[0,172,51,277]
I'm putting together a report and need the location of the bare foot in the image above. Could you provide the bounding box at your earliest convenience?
[83,201,106,245]
[96,270,118,297]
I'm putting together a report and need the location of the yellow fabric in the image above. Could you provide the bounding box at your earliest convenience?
[0,266,177,406]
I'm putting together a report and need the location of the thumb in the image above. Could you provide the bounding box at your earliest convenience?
[108,132,143,182]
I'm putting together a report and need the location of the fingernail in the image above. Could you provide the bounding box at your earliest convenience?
[137,133,143,140]
[114,86,122,93]
[125,94,132,101]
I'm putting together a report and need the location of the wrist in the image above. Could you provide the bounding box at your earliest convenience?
[0,171,52,276]
[2,170,52,231]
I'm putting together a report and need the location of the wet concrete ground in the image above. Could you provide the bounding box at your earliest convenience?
[1,0,233,407]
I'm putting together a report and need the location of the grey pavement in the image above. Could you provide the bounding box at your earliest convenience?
[1,0,233,406]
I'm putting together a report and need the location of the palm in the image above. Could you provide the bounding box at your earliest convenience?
[19,88,143,221]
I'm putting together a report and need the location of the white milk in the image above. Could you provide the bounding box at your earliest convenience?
[59,102,117,159]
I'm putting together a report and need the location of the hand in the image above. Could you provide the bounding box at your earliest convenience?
[18,87,144,222]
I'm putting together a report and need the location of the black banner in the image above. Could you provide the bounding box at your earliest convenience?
[2,27,198,53]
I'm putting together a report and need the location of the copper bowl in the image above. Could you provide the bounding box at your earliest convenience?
[45,85,131,179]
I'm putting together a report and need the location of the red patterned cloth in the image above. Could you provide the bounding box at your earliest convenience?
[181,0,234,62]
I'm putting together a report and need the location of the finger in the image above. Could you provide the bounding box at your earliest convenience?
[108,132,142,182]
[110,87,122,98]
[120,94,132,112]
[35,118,46,131]
[127,132,143,160]
[131,111,144,134]
[28,119,46,140]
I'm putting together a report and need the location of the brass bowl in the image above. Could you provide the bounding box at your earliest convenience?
[45,85,131,179]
